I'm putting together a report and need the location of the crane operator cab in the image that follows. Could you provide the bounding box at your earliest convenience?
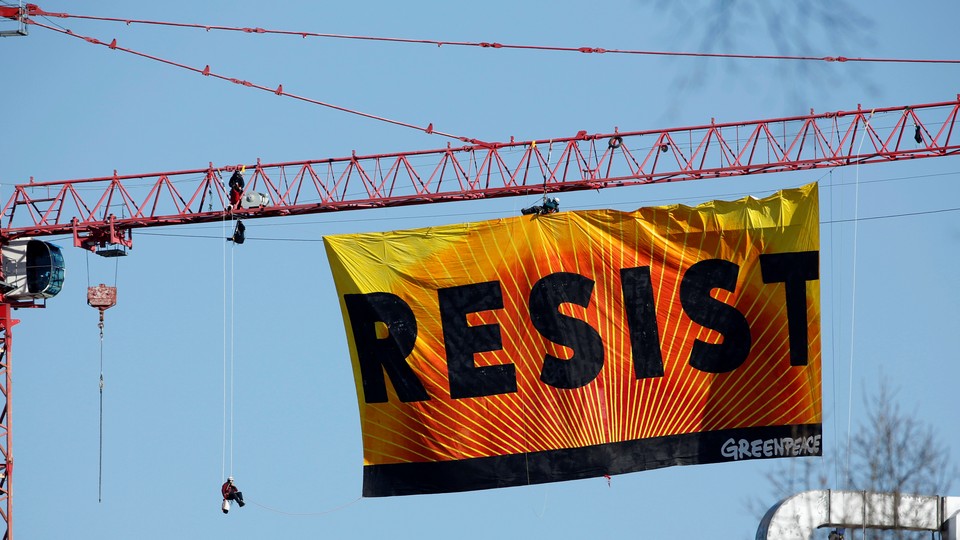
[0,239,66,300]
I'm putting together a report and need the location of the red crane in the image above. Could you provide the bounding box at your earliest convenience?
[0,97,957,538]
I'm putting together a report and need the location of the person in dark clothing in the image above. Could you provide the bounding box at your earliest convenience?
[228,220,246,244]
[228,170,245,208]
[221,477,245,513]
[543,197,560,213]
[521,197,560,215]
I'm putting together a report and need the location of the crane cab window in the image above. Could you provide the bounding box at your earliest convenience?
[26,240,65,297]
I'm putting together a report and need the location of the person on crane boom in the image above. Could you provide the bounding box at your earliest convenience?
[221,476,245,514]
[521,196,560,216]
[228,169,245,208]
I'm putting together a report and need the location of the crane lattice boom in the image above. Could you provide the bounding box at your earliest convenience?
[3,97,958,251]
[0,96,958,540]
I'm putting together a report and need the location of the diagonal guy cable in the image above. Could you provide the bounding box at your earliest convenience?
[24,6,960,65]
[26,19,488,145]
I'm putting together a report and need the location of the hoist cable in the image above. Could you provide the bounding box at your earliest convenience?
[98,315,104,503]
[84,250,116,504]
[114,248,120,287]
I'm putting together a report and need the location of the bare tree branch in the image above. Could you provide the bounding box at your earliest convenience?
[753,378,956,540]
[645,0,877,110]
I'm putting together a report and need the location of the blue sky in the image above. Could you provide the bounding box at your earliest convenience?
[1,1,958,538]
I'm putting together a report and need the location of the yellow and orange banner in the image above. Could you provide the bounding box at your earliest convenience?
[324,184,822,496]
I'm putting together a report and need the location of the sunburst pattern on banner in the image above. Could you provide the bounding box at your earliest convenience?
[325,184,821,469]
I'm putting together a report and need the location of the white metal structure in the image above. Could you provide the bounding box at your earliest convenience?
[0,239,65,300]
[757,490,960,540]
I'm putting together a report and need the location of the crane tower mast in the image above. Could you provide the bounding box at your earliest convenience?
[0,96,957,538]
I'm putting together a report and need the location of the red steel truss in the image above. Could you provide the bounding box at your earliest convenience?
[0,305,14,540]
[0,97,959,540]
[2,97,958,251]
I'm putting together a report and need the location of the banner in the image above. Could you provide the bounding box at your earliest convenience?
[324,183,822,496]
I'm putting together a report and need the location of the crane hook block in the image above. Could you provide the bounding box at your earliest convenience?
[87,284,118,312]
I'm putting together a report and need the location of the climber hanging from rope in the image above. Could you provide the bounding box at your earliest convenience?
[221,476,246,514]
[521,196,560,216]
[227,220,246,244]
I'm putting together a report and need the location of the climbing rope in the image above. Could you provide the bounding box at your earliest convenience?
[222,214,227,483]
[230,242,236,477]
[222,208,239,484]
[843,110,875,487]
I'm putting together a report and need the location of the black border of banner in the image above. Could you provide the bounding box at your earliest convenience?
[362,423,821,496]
